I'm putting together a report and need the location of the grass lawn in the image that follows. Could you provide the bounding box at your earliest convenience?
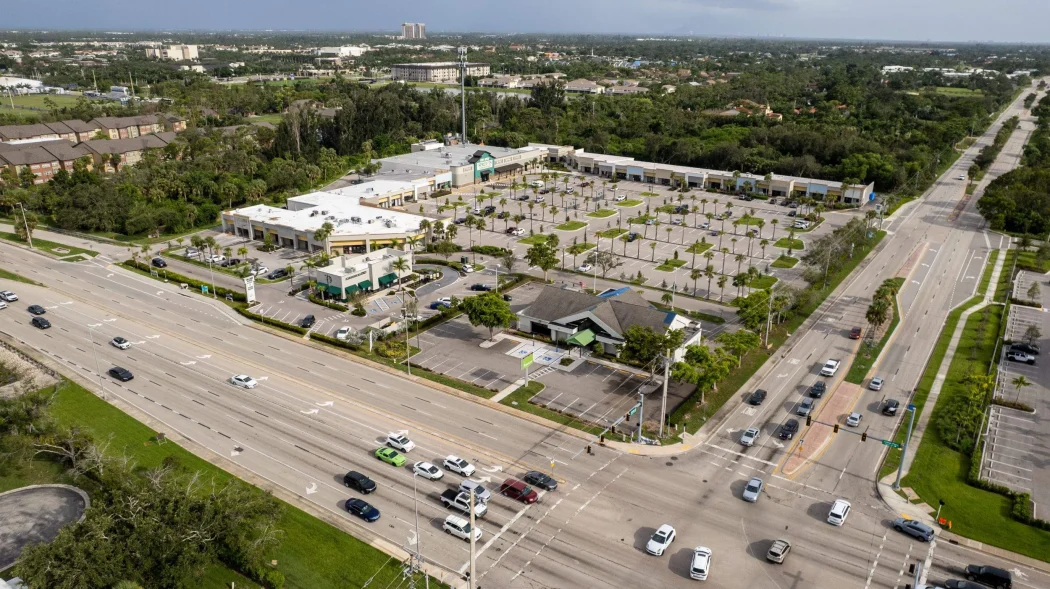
[248,113,284,124]
[735,216,763,226]
[500,381,603,435]
[0,106,40,121]
[935,86,985,97]
[996,250,1017,302]
[978,249,999,296]
[0,232,98,258]
[555,221,587,231]
[686,241,713,255]
[567,242,596,255]
[0,268,43,285]
[655,259,687,271]
[774,238,804,250]
[587,209,618,218]
[518,234,552,245]
[770,255,798,269]
[749,275,778,290]
[596,228,627,239]
[614,199,644,208]
[640,191,660,197]
[30,380,447,588]
[627,215,655,225]
[844,277,904,384]
[1015,249,1049,273]
[7,93,84,109]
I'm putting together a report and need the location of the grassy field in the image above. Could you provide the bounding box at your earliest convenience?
[500,381,603,435]
[627,215,655,225]
[248,113,284,124]
[996,250,1017,302]
[567,242,596,255]
[770,255,798,269]
[655,259,687,271]
[6,93,84,109]
[774,238,804,250]
[844,277,904,385]
[935,86,985,97]
[1015,249,1049,273]
[7,380,446,588]
[978,249,1000,295]
[615,199,644,208]
[735,216,763,226]
[518,234,551,245]
[749,275,778,290]
[686,241,713,255]
[0,232,98,258]
[0,106,40,121]
[586,209,618,218]
[596,228,627,239]
[555,221,587,232]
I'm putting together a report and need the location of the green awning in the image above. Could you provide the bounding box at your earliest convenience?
[378,272,398,286]
[319,283,341,296]
[567,329,595,346]
[357,280,373,290]
[344,284,359,295]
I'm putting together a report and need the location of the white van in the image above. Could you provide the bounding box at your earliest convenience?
[793,220,811,229]
[443,515,482,541]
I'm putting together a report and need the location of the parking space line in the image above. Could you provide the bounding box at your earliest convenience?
[987,458,1033,472]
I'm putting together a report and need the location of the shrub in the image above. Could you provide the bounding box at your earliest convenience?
[308,293,349,312]
[122,260,247,302]
[991,398,1034,412]
[472,245,511,257]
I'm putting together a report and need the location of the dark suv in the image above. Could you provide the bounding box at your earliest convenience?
[523,470,557,491]
[809,381,827,398]
[300,315,316,328]
[747,389,768,405]
[964,565,1012,589]
[343,470,377,494]
[470,284,493,292]
[779,419,799,440]
[1009,342,1039,356]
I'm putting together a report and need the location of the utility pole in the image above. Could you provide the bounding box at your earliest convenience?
[638,390,645,442]
[659,352,670,438]
[893,403,916,490]
[468,490,477,589]
[458,47,468,145]
[16,203,33,249]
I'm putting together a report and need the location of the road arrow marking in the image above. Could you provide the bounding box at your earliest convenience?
[257,376,268,381]
[482,465,504,473]
[306,482,317,495]
[156,290,164,295]
[61,301,73,305]
[46,306,58,309]
[771,440,784,448]
[180,361,196,366]
[230,447,243,457]
[777,373,788,378]
[470,475,492,484]
[921,263,930,267]
[912,280,921,285]
[107,273,114,277]
[316,401,334,407]
[147,335,160,339]
[196,354,211,359]
[965,276,975,280]
[104,318,116,322]
[300,408,319,415]
[726,428,738,434]
[132,341,145,345]
[407,529,417,547]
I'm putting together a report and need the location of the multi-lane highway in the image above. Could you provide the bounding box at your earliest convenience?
[0,81,1047,589]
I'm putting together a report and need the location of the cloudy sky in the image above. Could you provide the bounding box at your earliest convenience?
[4,0,1046,43]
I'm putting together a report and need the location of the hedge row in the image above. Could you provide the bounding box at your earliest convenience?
[122,260,247,302]
[990,398,1034,412]
[307,293,349,312]
[471,245,511,257]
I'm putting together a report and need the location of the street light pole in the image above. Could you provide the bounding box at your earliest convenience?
[592,236,599,292]
[893,403,916,490]
[16,203,32,249]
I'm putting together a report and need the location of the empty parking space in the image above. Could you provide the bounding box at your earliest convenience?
[981,406,1036,492]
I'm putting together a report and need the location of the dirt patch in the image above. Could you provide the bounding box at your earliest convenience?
[0,340,59,398]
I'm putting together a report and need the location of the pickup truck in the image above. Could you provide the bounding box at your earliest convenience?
[820,359,841,377]
[440,489,488,517]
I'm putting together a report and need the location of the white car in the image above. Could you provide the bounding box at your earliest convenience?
[0,300,7,310]
[845,412,863,427]
[252,266,270,276]
[511,227,526,236]
[184,247,200,258]
[443,514,482,542]
[443,455,476,477]
[386,432,415,452]
[820,359,840,376]
[827,499,851,526]
[615,194,627,202]
[463,265,476,273]
[578,263,593,273]
[0,290,18,302]
[207,254,226,263]
[689,546,713,581]
[645,524,676,556]
[110,336,131,350]
[413,461,443,480]
[957,175,967,181]
[335,326,353,341]
[740,426,760,447]
[229,374,258,389]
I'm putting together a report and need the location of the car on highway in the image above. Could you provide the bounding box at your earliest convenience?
[108,366,134,382]
[689,546,713,581]
[742,477,763,502]
[1009,342,1039,355]
[869,377,884,391]
[747,389,768,405]
[229,374,257,389]
[845,412,863,427]
[645,524,676,556]
[31,317,50,329]
[110,336,131,350]
[27,304,45,315]
[892,517,934,542]
[766,538,791,564]
[963,564,1012,588]
[0,291,18,302]
[499,478,539,504]
[740,426,760,447]
[944,581,985,589]
[883,399,900,416]
[1007,350,1035,365]
[523,470,558,491]
[335,326,353,341]
[386,432,415,452]
[344,498,380,522]
[300,315,316,328]
[151,257,167,268]
[779,419,799,440]
[459,480,492,503]
[413,461,443,480]
[820,359,841,376]
[850,327,862,339]
[342,471,377,494]
[375,447,406,467]
[443,455,475,476]
[796,397,815,417]
[827,499,851,526]
[577,263,593,273]
[810,381,827,398]
[443,515,482,542]
[0,300,7,310]
[469,284,493,292]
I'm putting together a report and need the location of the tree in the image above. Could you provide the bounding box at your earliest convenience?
[525,236,559,281]
[14,210,38,242]
[501,251,518,275]
[717,275,728,302]
[586,249,622,278]
[434,239,458,260]
[391,256,410,291]
[1023,324,1042,345]
[1012,374,1031,402]
[673,344,734,405]
[460,292,516,340]
[313,221,334,252]
[715,329,761,366]
[621,325,684,369]
[1027,281,1041,302]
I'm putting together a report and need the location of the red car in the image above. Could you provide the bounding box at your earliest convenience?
[499,478,539,504]
[849,327,862,339]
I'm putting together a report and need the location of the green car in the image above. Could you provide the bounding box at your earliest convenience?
[375,447,406,467]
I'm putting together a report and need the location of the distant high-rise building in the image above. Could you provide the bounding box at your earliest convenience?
[401,23,426,40]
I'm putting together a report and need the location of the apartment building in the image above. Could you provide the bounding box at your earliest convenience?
[0,120,102,144]
[401,23,426,40]
[391,62,490,83]
[90,115,187,140]
[145,44,199,61]
[0,140,93,184]
[82,133,176,172]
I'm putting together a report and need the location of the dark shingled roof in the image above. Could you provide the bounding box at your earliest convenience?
[521,285,672,338]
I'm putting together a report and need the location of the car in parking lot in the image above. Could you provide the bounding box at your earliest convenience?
[523,470,557,491]
[151,257,167,268]
[413,461,444,480]
[779,419,799,440]
[469,284,493,292]
[742,477,763,502]
[344,498,380,522]
[219,258,242,267]
[766,538,791,563]
[626,232,639,242]
[31,317,51,329]
[845,412,863,427]
[27,304,45,315]
[689,546,713,581]
[229,374,258,388]
[266,268,288,280]
[615,194,627,202]
[207,254,227,264]
[110,336,131,350]
[499,478,539,504]
[820,359,840,376]
[0,291,18,302]
[810,381,827,398]
[645,524,676,556]
[300,315,316,328]
[578,263,593,272]
[443,455,475,476]
[184,247,201,258]
[430,299,452,310]
[827,499,851,526]
[497,211,510,219]
[343,470,377,494]
[748,389,768,405]
[740,426,760,447]
[386,432,415,452]
[892,517,934,541]
[335,326,353,341]
[375,447,406,467]
[443,514,482,541]
[796,397,815,417]
[883,399,900,416]
[252,265,269,276]
[1007,350,1035,365]
[869,377,884,391]
[108,366,134,382]
[1009,342,1039,355]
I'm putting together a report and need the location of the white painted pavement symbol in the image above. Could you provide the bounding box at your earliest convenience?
[771,440,784,448]
[179,361,196,366]
[300,408,319,415]
[230,447,243,457]
[196,354,211,359]
[146,335,159,339]
[306,482,318,495]
[483,464,504,473]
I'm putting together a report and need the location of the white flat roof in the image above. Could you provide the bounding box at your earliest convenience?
[228,192,426,236]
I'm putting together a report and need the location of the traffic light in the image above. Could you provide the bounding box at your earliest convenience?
[833,423,840,433]
[625,412,631,423]
[806,416,812,426]
[861,432,867,442]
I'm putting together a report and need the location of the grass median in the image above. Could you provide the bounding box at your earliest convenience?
[0,268,43,286]
[0,232,97,258]
[844,277,904,385]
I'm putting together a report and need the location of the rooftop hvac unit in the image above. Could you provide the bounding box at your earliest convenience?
[321,210,328,215]
[351,216,361,223]
[384,220,395,228]
[338,218,349,224]
[310,210,319,217]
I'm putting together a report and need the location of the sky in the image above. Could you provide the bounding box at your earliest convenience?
[4,0,1049,44]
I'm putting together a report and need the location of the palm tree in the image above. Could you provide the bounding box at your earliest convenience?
[650,241,657,261]
[704,265,715,298]
[735,253,746,276]
[733,272,747,298]
[237,245,248,259]
[760,239,769,259]
[500,197,508,213]
[1012,375,1031,402]
[720,247,729,275]
[718,275,728,302]
[711,198,719,216]
[528,203,536,232]
[717,230,725,251]
[770,218,779,240]
[700,198,709,215]
[731,237,738,254]
[665,226,673,244]
[313,222,335,253]
[391,256,409,292]
[690,267,702,296]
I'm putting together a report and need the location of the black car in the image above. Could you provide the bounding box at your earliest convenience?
[344,498,380,522]
[27,304,45,315]
[31,316,50,329]
[266,268,288,280]
[964,565,1012,589]
[747,389,768,405]
[523,470,558,491]
[626,232,639,242]
[220,258,242,268]
[343,470,377,494]
[483,205,497,215]
[497,211,510,219]
[454,217,467,225]
[946,581,986,589]
[882,399,900,416]
[502,294,512,302]
[1009,342,1040,355]
[300,315,316,328]
[809,381,827,398]
[151,257,167,268]
[779,419,800,440]
[470,284,493,292]
[108,366,134,382]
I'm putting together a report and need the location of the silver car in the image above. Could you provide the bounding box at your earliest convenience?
[869,377,884,391]
[742,477,763,502]
[740,426,760,447]
[846,412,863,427]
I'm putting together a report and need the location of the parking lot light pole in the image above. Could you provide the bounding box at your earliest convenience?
[592,236,600,292]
